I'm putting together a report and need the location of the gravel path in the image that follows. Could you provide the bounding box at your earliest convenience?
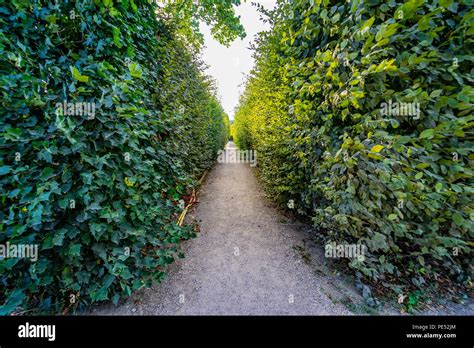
[93,142,365,315]
[91,143,472,315]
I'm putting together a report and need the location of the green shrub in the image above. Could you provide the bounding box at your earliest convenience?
[235,0,473,299]
[0,0,233,314]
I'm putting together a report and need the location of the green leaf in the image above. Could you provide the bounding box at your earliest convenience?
[439,0,453,8]
[416,163,430,169]
[42,235,54,250]
[418,16,431,31]
[0,166,11,175]
[68,244,82,257]
[452,213,464,226]
[0,289,26,315]
[53,230,66,246]
[360,17,375,34]
[112,27,123,48]
[128,62,143,78]
[370,232,388,251]
[45,14,57,24]
[5,128,22,139]
[430,90,442,98]
[419,129,434,139]
[370,145,384,153]
[112,293,120,305]
[70,66,89,83]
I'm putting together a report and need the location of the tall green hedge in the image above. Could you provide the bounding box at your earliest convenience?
[235,0,473,302]
[0,0,231,314]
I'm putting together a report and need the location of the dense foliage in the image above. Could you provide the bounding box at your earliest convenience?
[0,0,234,314]
[160,0,246,49]
[235,0,473,302]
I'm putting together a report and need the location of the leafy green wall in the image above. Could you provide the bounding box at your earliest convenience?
[235,0,473,301]
[0,0,231,314]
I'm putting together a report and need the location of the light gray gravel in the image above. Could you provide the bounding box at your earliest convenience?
[92,143,362,315]
[90,142,473,316]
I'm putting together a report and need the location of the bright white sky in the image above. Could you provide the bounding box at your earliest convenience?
[200,0,277,120]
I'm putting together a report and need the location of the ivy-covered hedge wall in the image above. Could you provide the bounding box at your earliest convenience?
[0,0,230,314]
[235,0,473,302]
